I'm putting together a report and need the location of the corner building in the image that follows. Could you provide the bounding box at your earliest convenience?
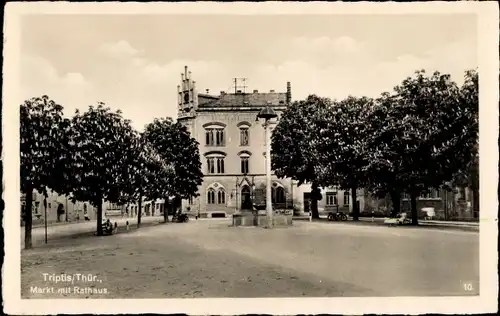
[177,66,294,217]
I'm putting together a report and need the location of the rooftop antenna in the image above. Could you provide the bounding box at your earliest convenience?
[233,77,248,94]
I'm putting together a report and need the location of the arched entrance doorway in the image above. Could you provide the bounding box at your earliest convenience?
[241,185,252,210]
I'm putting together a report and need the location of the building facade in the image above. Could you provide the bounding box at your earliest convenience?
[177,66,296,217]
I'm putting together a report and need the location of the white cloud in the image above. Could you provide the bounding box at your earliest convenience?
[20,54,95,116]
[19,36,476,131]
[98,40,143,59]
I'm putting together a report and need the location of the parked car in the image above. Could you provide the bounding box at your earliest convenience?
[384,213,411,226]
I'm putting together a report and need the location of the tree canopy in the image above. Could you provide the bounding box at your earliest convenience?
[366,70,478,223]
[319,96,375,220]
[271,95,332,218]
[143,118,203,201]
[20,95,71,248]
[69,103,138,235]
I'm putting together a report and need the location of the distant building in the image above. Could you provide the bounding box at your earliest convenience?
[20,189,155,225]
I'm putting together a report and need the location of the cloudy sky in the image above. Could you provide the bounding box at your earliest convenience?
[20,14,477,130]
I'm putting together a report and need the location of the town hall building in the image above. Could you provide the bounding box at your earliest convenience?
[177,66,295,217]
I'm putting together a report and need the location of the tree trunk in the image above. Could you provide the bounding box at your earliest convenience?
[137,190,143,229]
[472,188,479,219]
[410,191,418,225]
[310,182,320,219]
[163,198,169,223]
[96,195,103,236]
[351,185,359,221]
[389,189,401,217]
[24,187,33,249]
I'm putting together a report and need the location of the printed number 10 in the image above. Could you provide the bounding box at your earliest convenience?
[463,283,474,291]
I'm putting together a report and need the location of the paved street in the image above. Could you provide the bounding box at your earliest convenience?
[21,219,479,298]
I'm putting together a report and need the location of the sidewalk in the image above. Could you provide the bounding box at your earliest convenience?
[293,215,479,230]
[29,215,163,229]
[23,216,166,248]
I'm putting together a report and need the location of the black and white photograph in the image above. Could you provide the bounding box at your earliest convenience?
[3,2,498,315]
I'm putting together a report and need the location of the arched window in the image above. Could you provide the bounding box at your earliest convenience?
[240,128,249,146]
[207,188,216,204]
[217,189,226,204]
[238,151,251,175]
[272,186,286,204]
[237,122,251,146]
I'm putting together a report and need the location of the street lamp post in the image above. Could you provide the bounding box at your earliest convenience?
[257,102,278,228]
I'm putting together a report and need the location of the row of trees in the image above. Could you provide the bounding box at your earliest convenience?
[271,69,479,224]
[21,99,203,249]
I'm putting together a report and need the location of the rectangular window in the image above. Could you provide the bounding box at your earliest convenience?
[206,130,212,146]
[459,187,467,200]
[420,191,430,199]
[188,196,194,205]
[343,191,350,205]
[241,157,249,174]
[240,128,249,146]
[207,158,215,174]
[326,192,337,206]
[216,130,225,146]
[217,158,225,173]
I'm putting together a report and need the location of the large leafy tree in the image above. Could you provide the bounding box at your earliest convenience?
[124,133,175,226]
[20,96,72,249]
[448,69,479,215]
[143,118,203,222]
[461,69,479,217]
[367,70,476,224]
[70,103,138,235]
[271,95,332,219]
[365,92,407,216]
[319,96,374,220]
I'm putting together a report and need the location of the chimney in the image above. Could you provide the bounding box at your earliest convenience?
[184,65,188,78]
[286,81,291,104]
[270,89,275,93]
[253,89,259,93]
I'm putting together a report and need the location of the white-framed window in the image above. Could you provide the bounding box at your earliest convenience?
[326,192,338,206]
[343,191,350,206]
[271,185,286,204]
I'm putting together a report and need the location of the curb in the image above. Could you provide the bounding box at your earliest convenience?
[293,217,479,231]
